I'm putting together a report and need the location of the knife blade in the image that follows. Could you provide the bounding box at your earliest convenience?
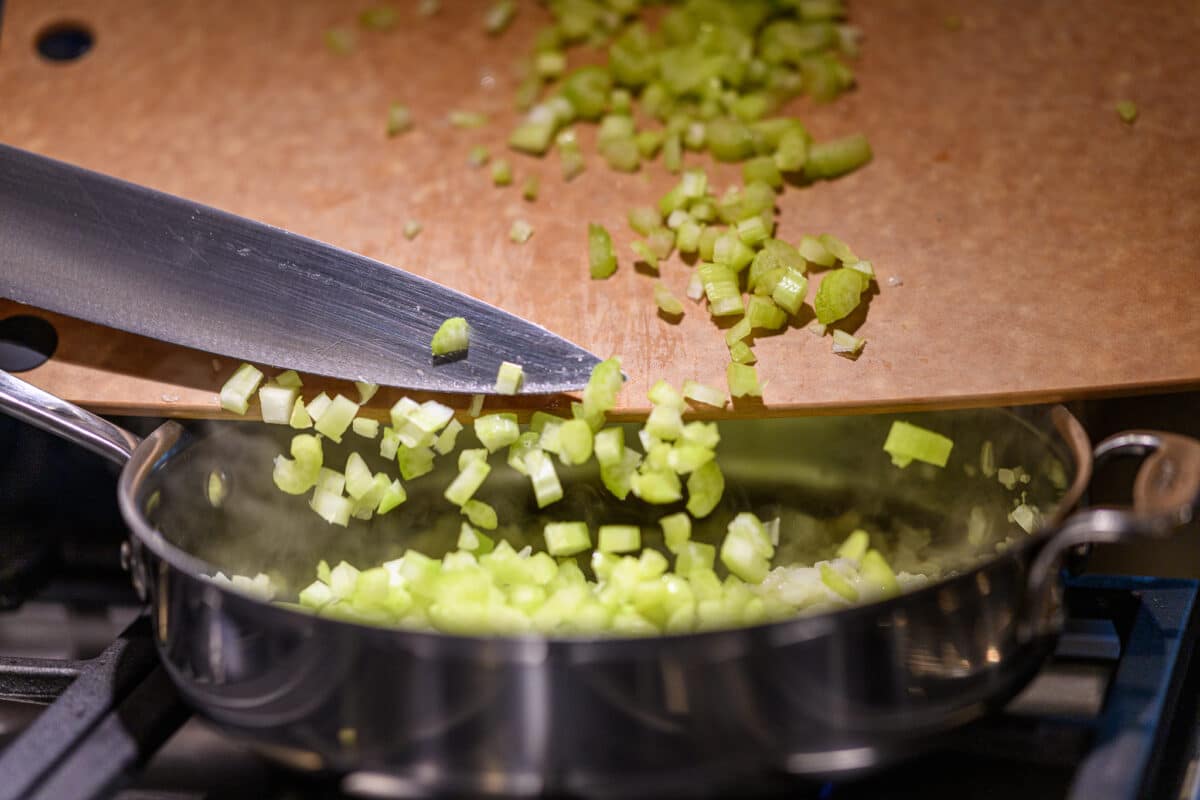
[0,144,602,395]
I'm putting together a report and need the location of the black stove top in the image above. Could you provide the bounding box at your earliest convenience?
[0,575,1197,800]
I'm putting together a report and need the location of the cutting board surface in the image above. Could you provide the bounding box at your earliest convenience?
[1,0,1198,418]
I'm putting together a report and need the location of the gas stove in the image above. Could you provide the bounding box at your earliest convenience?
[3,413,1200,799]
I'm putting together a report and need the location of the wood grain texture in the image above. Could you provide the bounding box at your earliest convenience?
[1,0,1198,419]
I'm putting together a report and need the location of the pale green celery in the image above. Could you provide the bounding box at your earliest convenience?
[646,227,675,260]
[444,458,492,506]
[601,137,641,172]
[742,156,783,189]
[206,471,227,508]
[847,259,875,282]
[658,182,688,216]
[1011,504,1041,534]
[654,282,684,316]
[1116,100,1138,124]
[659,512,692,552]
[883,421,954,468]
[491,158,513,186]
[676,221,703,253]
[713,232,756,271]
[538,418,565,454]
[376,479,407,514]
[545,521,591,556]
[353,381,378,404]
[720,513,773,584]
[726,363,762,398]
[666,209,691,230]
[219,363,264,415]
[813,268,868,324]
[475,413,519,452]
[675,541,716,577]
[771,267,808,315]
[509,219,534,243]
[681,420,720,449]
[598,114,636,144]
[860,549,899,596]
[314,395,360,443]
[509,121,556,155]
[379,426,400,459]
[820,564,859,601]
[635,129,664,158]
[449,110,489,129]
[461,499,498,530]
[706,117,756,161]
[386,103,412,137]
[315,467,345,496]
[684,121,707,150]
[433,418,463,454]
[598,524,641,553]
[536,50,566,78]
[493,361,524,395]
[837,529,870,561]
[797,234,835,266]
[773,129,808,172]
[431,317,471,356]
[817,233,857,263]
[410,400,454,434]
[831,329,865,357]
[558,418,594,465]
[610,87,633,114]
[507,431,540,475]
[468,394,485,418]
[689,200,716,223]
[526,449,564,507]
[559,139,586,180]
[804,133,872,180]
[630,240,658,271]
[258,384,298,425]
[628,206,661,236]
[588,223,617,279]
[647,379,685,410]
[310,488,353,527]
[600,449,641,500]
[667,442,714,474]
[746,295,787,330]
[736,216,769,247]
[686,270,704,301]
[697,227,722,261]
[403,220,423,240]
[663,133,683,173]
[344,452,374,499]
[397,444,436,480]
[685,459,724,518]
[632,469,683,504]
[389,396,419,428]
[274,369,303,389]
[645,404,684,441]
[468,145,490,168]
[324,28,355,55]
[522,175,540,202]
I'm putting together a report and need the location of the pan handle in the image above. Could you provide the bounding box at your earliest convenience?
[0,369,140,465]
[1024,430,1200,635]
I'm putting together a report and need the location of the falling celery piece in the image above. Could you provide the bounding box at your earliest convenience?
[598,525,641,554]
[526,449,564,507]
[431,317,471,356]
[588,223,617,279]
[686,459,724,518]
[220,363,264,415]
[445,458,492,506]
[521,175,540,202]
[314,395,359,443]
[476,413,520,452]
[495,361,524,395]
[376,479,407,514]
[558,418,594,465]
[883,421,954,468]
[545,521,591,556]
[660,512,691,552]
[509,122,556,155]
[461,499,498,530]
[258,384,297,424]
[289,398,312,430]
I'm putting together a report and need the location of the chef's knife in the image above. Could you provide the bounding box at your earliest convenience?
[0,144,601,395]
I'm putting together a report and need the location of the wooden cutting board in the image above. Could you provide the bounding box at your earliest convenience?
[1,0,1198,419]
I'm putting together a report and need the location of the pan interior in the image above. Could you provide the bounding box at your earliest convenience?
[139,408,1071,604]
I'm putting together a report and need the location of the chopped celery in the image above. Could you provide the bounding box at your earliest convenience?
[316,467,345,496]
[774,128,808,172]
[314,395,360,443]
[601,137,640,172]
[883,421,954,468]
[494,361,524,395]
[559,138,586,180]
[635,129,663,158]
[837,529,870,561]
[726,318,757,346]
[645,404,684,441]
[593,427,624,466]
[468,145,490,168]
[798,234,836,266]
[742,156,783,189]
[697,227,722,261]
[310,488,353,526]
[804,133,872,180]
[598,114,636,144]
[220,363,264,415]
[558,418,594,465]
[628,206,661,236]
[647,380,684,411]
[631,469,683,504]
[397,444,435,480]
[771,267,809,315]
[461,499,498,530]
[562,66,612,121]
[814,268,868,324]
[522,175,540,202]
[289,398,313,429]
[509,219,534,243]
[410,400,454,434]
[476,413,520,452]
[675,541,716,576]
[736,215,770,246]
[706,118,756,161]
[325,28,355,55]
[685,459,724,518]
[588,223,617,279]
[433,419,463,455]
[682,380,726,408]
[354,381,379,404]
[403,220,423,240]
[274,369,303,388]
[449,110,489,129]
[831,329,865,357]
[258,384,297,424]
[525,449,564,507]
[726,363,762,398]
[630,240,658,271]
[676,220,703,253]
[491,159,513,186]
[444,458,491,506]
[646,227,675,260]
[746,295,787,330]
[386,103,412,137]
[681,421,720,449]
[654,282,684,316]
[660,513,691,552]
[468,394,485,417]
[431,317,471,356]
[860,549,899,597]
[668,442,714,474]
[545,521,591,556]
[379,426,400,459]
[359,5,398,30]
[721,512,773,584]
[598,524,641,553]
[713,232,756,271]
[509,121,557,155]
[344,453,373,499]
[820,564,858,601]
[459,448,488,469]
[663,133,683,173]
[352,417,380,439]
[376,478,407,514]
[817,233,857,263]
[1116,100,1138,124]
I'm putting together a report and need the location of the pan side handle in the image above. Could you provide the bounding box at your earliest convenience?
[1023,430,1200,637]
[0,369,140,464]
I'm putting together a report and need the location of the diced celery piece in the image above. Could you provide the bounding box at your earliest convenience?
[475,413,520,452]
[686,460,724,518]
[630,240,658,271]
[697,228,722,261]
[431,317,471,356]
[403,219,423,240]
[433,418,463,455]
[509,219,535,243]
[817,233,857,263]
[646,227,675,260]
[461,499,498,530]
[883,421,954,468]
[469,394,485,417]
[444,458,492,506]
[598,524,641,553]
[772,267,809,315]
[379,426,400,459]
[314,395,360,443]
[727,363,762,398]
[593,427,624,466]
[746,295,787,330]
[397,444,435,480]
[310,488,353,527]
[736,216,770,246]
[588,223,617,279]
[805,133,872,180]
[713,232,756,271]
[1116,99,1138,124]
[832,329,866,357]
[289,397,313,429]
[220,363,264,415]
[491,158,513,186]
[273,370,303,389]
[774,128,808,172]
[645,405,684,441]
[652,282,684,317]
[598,114,636,144]
[635,129,663,158]
[544,521,591,557]
[820,563,859,601]
[729,341,756,364]
[663,133,683,173]
[668,442,714,474]
[798,234,836,266]
[410,400,454,434]
[676,220,703,253]
[837,529,870,561]
[562,65,611,120]
[681,421,720,449]
[600,448,640,500]
[648,379,685,410]
[458,448,488,469]
[631,469,682,504]
[860,549,899,597]
[660,512,691,552]
[495,361,524,395]
[707,117,755,161]
[376,479,407,514]
[814,268,868,325]
[675,541,716,576]
[743,156,783,189]
[385,102,412,137]
[509,121,556,155]
[344,452,374,499]
[558,418,594,465]
[522,175,540,202]
[449,110,489,129]
[582,356,624,418]
[257,384,297,425]
[354,381,379,405]
[525,449,564,508]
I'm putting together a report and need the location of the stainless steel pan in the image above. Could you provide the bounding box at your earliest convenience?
[1,369,1197,798]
